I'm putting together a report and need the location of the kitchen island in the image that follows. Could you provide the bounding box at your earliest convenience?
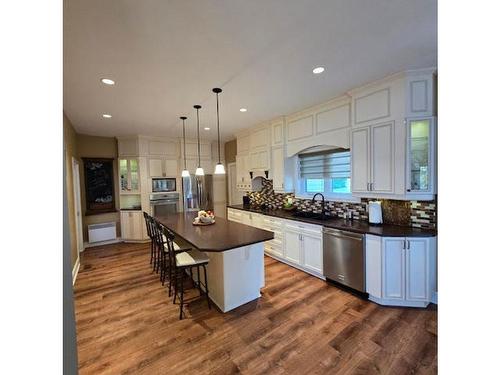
[155,212,274,312]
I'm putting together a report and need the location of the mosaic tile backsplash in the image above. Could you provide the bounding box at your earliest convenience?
[246,179,437,229]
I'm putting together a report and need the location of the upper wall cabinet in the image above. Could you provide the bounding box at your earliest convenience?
[250,126,270,150]
[236,134,250,155]
[271,117,285,146]
[147,139,178,158]
[285,96,351,157]
[183,140,212,160]
[118,137,139,157]
[406,70,436,118]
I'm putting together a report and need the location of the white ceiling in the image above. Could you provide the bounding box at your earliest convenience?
[63,0,437,141]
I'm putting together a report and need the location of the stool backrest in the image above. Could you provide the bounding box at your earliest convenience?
[143,212,152,238]
[160,225,176,261]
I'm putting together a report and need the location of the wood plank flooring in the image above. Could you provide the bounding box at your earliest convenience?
[74,242,437,375]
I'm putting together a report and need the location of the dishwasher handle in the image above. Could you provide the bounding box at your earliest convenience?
[323,228,364,241]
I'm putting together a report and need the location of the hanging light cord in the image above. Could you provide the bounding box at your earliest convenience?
[182,118,187,170]
[216,92,221,163]
[196,106,201,168]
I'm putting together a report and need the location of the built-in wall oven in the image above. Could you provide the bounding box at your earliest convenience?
[150,193,179,217]
[152,178,176,193]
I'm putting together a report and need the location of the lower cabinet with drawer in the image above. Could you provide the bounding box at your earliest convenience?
[227,208,324,279]
[366,234,437,307]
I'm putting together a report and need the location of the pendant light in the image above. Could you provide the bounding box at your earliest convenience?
[193,105,204,176]
[180,116,190,177]
[212,88,226,174]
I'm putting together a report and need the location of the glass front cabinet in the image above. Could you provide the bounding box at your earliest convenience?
[119,158,140,193]
[406,117,435,199]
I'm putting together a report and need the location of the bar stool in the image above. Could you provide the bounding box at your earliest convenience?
[142,212,154,267]
[161,225,211,320]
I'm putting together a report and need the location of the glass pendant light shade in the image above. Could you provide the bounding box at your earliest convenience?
[195,167,205,176]
[214,162,225,175]
[181,169,190,177]
[212,88,225,174]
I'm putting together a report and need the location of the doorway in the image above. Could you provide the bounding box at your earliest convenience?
[72,158,84,254]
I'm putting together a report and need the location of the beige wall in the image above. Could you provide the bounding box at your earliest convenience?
[76,134,121,242]
[63,113,79,269]
[224,139,237,164]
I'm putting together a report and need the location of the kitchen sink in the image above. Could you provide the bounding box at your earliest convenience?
[292,211,334,221]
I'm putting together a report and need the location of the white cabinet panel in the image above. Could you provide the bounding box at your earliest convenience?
[351,127,370,192]
[120,211,144,241]
[249,149,269,171]
[371,122,393,192]
[366,235,382,299]
[164,159,178,176]
[237,135,250,154]
[118,138,139,156]
[149,159,163,177]
[287,115,314,142]
[148,140,178,157]
[271,119,284,146]
[354,88,390,125]
[316,104,350,134]
[382,238,405,300]
[271,147,284,191]
[302,234,323,274]
[405,239,429,301]
[250,127,269,149]
[185,142,211,159]
[284,230,301,265]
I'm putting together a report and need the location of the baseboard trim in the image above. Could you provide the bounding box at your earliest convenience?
[431,291,438,304]
[84,237,122,249]
[72,258,80,286]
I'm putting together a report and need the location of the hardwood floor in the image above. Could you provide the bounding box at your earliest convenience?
[74,242,437,375]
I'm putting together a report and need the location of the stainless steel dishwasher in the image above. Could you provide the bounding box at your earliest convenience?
[323,228,365,292]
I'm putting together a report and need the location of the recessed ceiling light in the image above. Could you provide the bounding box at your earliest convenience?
[101,78,115,85]
[312,67,325,74]
[239,108,247,112]
[204,127,210,130]
[102,114,112,118]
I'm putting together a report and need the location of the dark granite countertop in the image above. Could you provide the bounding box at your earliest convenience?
[227,204,436,238]
[155,212,274,252]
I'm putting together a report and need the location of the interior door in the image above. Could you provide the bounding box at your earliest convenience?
[382,237,405,300]
[371,122,394,192]
[72,158,84,253]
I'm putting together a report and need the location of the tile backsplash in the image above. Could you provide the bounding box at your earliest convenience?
[246,179,437,229]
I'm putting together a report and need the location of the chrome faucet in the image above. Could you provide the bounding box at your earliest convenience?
[312,193,326,216]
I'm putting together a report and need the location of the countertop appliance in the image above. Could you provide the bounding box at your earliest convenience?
[323,228,365,293]
[152,177,176,193]
[182,174,213,212]
[368,201,383,224]
[150,192,179,217]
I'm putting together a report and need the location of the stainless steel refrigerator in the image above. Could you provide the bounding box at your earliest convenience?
[182,174,214,212]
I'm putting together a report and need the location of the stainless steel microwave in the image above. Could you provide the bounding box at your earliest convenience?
[152,178,176,193]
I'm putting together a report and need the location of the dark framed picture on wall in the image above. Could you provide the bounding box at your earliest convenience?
[82,158,116,215]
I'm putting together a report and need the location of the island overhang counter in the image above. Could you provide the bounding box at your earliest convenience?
[155,212,274,312]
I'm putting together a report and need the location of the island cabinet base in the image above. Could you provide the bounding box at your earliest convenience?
[202,243,265,313]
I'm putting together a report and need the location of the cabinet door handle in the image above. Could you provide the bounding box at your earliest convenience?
[407,240,410,249]
[402,240,406,249]
[367,182,370,191]
[370,182,374,191]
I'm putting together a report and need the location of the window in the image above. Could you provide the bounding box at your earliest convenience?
[299,149,351,196]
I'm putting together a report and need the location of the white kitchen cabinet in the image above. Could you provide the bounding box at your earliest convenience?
[227,208,243,223]
[366,235,436,307]
[351,121,394,195]
[235,154,251,190]
[249,149,270,171]
[302,233,323,275]
[284,230,302,264]
[406,71,436,118]
[148,158,178,177]
[236,134,250,154]
[382,237,406,300]
[271,117,285,146]
[406,117,436,199]
[147,139,178,158]
[250,127,270,150]
[120,211,145,241]
[118,138,139,157]
[271,146,294,193]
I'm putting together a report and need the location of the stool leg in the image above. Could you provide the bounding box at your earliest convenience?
[203,265,211,310]
[179,269,185,320]
[173,267,178,304]
[168,258,173,297]
[197,266,202,296]
[150,240,153,265]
